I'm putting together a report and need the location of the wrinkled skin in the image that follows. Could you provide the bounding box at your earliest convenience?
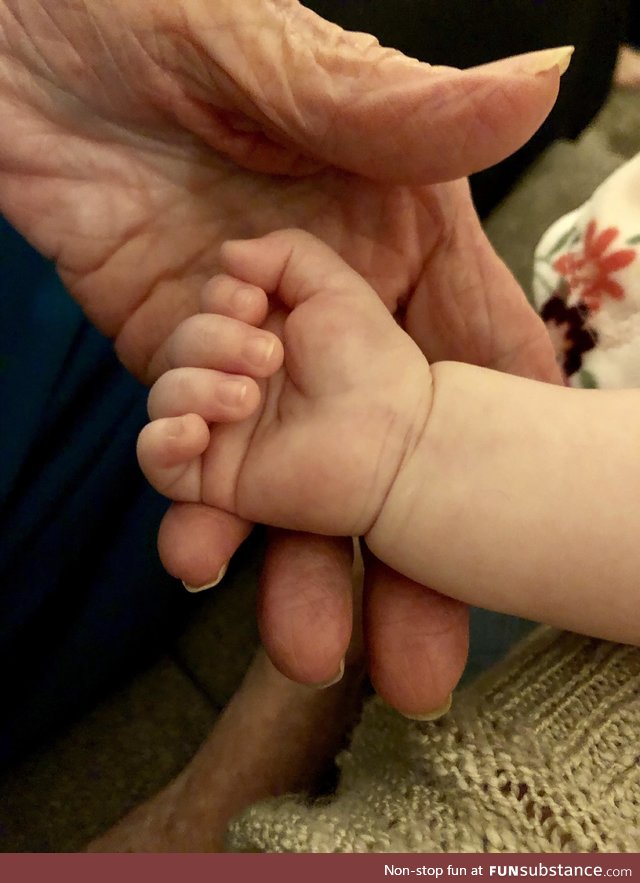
[0,0,562,713]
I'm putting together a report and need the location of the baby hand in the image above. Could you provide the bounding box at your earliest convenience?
[138,230,432,537]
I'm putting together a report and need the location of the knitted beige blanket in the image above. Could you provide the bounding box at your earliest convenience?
[227,628,640,852]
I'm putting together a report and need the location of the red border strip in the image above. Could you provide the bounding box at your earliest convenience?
[1,853,639,883]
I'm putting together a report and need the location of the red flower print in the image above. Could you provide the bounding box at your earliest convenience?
[552,221,636,311]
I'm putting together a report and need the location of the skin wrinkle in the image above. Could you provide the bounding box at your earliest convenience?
[3,59,179,175]
[4,1,71,83]
[153,453,202,503]
[161,8,268,135]
[55,170,163,264]
[37,4,200,139]
[3,0,560,183]
[128,31,209,134]
[400,645,437,707]
[451,276,494,365]
[309,56,435,173]
[0,36,75,118]
[366,365,444,564]
[463,78,523,176]
[491,321,554,376]
[172,4,300,140]
[271,12,308,135]
[155,31,239,105]
[82,1,134,113]
[392,188,444,310]
[190,5,395,160]
[84,214,204,305]
[324,179,427,301]
[376,593,464,638]
[410,189,494,363]
[466,217,554,374]
[364,380,432,540]
[264,585,349,676]
[18,167,149,272]
[257,531,354,679]
[357,410,416,537]
[424,79,500,178]
[35,3,132,121]
[170,41,322,176]
[117,271,211,376]
[364,579,463,712]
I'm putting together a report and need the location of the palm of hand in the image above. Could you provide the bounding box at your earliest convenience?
[0,0,550,391]
[0,94,437,382]
[200,292,431,536]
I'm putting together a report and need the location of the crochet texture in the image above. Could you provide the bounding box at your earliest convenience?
[227,628,640,852]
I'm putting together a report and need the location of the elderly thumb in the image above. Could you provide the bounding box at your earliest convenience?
[174,0,569,183]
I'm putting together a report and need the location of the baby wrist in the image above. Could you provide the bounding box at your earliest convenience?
[364,389,442,571]
[363,361,465,580]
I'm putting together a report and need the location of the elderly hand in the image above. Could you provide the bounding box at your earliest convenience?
[0,0,565,715]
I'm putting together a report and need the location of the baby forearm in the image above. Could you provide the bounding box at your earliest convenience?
[366,361,640,644]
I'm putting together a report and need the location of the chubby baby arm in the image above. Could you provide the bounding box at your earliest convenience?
[139,229,640,647]
[365,361,640,645]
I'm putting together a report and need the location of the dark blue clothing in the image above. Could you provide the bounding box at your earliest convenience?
[0,218,190,770]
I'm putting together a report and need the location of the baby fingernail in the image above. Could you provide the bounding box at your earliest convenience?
[182,561,229,593]
[404,693,452,722]
[244,335,275,367]
[219,378,248,406]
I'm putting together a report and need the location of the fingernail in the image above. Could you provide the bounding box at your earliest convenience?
[244,335,275,368]
[218,378,248,406]
[404,693,452,722]
[513,45,574,77]
[314,658,345,689]
[182,561,229,593]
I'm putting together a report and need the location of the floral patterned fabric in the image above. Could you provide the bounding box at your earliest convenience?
[533,153,640,388]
